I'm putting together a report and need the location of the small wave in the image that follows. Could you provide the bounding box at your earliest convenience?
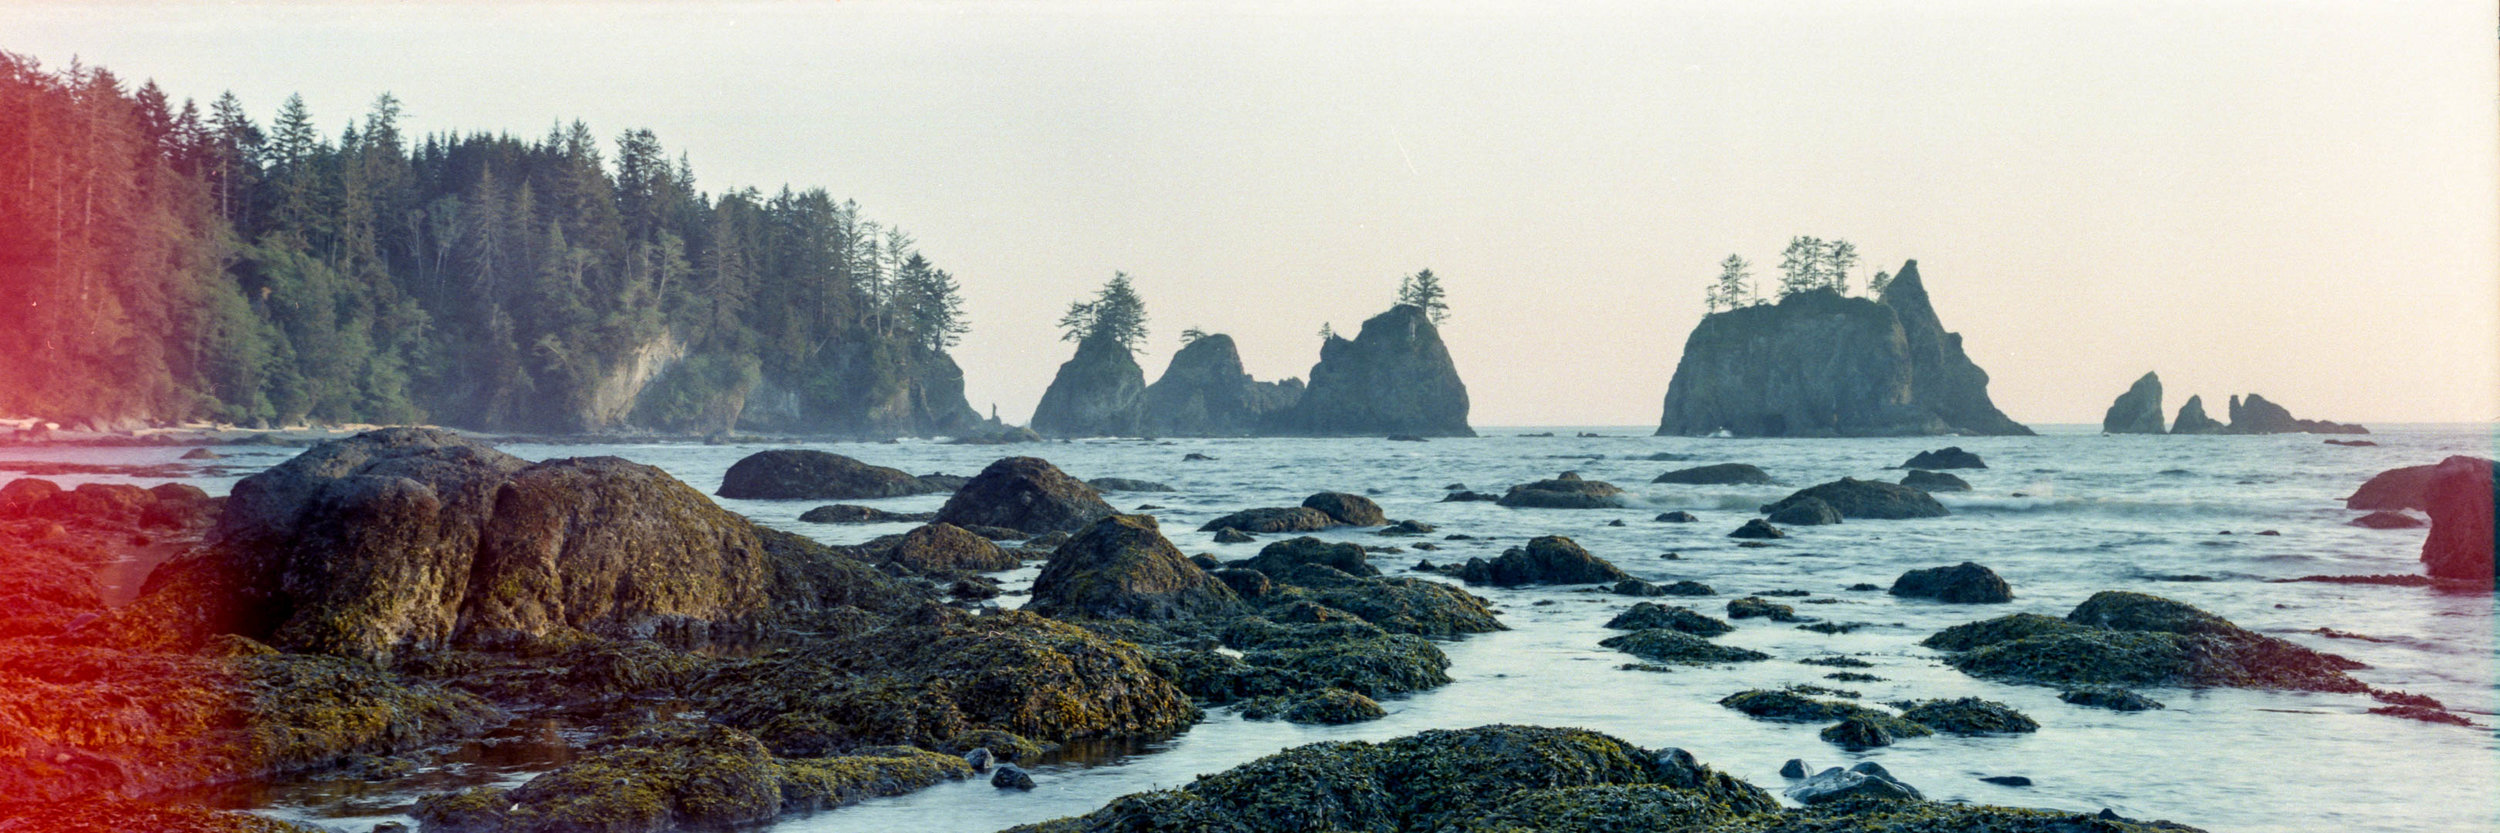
[1945,494,2261,519]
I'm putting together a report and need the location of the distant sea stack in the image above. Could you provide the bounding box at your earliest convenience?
[1270,304,1473,437]
[2170,395,2227,434]
[1657,260,2030,438]
[1029,334,1148,437]
[1138,334,1304,437]
[2101,372,2166,434]
[2226,393,2368,435]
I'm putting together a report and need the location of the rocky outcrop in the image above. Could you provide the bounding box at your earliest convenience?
[2226,394,2367,435]
[2102,372,2165,434]
[1889,562,2013,603]
[2419,456,2494,583]
[1027,515,1242,621]
[1652,463,1771,485]
[932,457,1117,535]
[1030,334,1147,438]
[1137,334,1304,437]
[716,450,944,500]
[1269,304,1473,437]
[1657,261,2030,437]
[1761,478,1947,520]
[1453,536,1631,586]
[2170,395,2226,434]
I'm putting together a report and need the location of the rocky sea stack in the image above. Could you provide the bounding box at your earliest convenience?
[1657,261,2030,437]
[1138,334,1304,437]
[1271,304,1473,437]
[1030,333,1147,438]
[2103,372,2166,434]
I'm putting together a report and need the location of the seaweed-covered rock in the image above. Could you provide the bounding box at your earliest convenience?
[1931,592,2366,692]
[1213,527,1257,543]
[1921,613,2083,651]
[874,523,1021,573]
[1901,447,1986,470]
[1764,497,1841,526]
[1718,689,1885,724]
[716,449,941,500]
[1899,470,1971,492]
[2065,590,2240,636]
[1446,784,1744,833]
[1785,763,1924,804]
[1599,629,1769,665]
[932,457,1116,535]
[1302,492,1387,526]
[0,796,323,833]
[798,504,935,524]
[1200,506,1342,534]
[1027,515,1242,621]
[1497,472,1627,509]
[1761,478,1947,520]
[1604,602,1733,637]
[1235,537,1379,581]
[1726,597,1801,622]
[1299,578,1504,637]
[1888,562,2013,604]
[1241,632,1453,698]
[1280,689,1387,725]
[2419,455,2495,583]
[1652,463,1772,485]
[2059,686,2165,711]
[1897,697,2038,734]
[1453,536,1631,586]
[1728,519,1784,539]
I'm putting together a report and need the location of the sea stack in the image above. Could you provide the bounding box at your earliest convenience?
[2170,395,2226,434]
[1137,334,1304,437]
[1030,334,1146,437]
[2101,372,2166,434]
[2225,394,2368,435]
[1270,304,1473,437]
[1656,260,2030,437]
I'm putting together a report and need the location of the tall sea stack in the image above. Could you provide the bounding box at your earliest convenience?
[1271,304,1473,437]
[2102,372,2166,434]
[1030,334,1146,437]
[2171,395,2226,434]
[1137,334,1304,437]
[1656,260,2030,437]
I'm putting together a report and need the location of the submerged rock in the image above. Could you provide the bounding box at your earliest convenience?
[716,449,943,500]
[1901,446,1986,470]
[1889,562,2013,603]
[1899,470,1972,492]
[799,504,936,524]
[1027,515,1243,621]
[1087,477,1176,493]
[1761,477,1948,520]
[1652,463,1772,485]
[1454,536,1632,586]
[1655,510,1699,523]
[1269,303,1474,437]
[1820,714,1931,750]
[1200,506,1340,533]
[2102,372,2166,434]
[1497,472,1628,509]
[932,457,1116,534]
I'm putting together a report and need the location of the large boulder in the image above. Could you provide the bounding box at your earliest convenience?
[1137,334,1304,437]
[1030,333,1147,438]
[715,449,941,500]
[1200,506,1342,534]
[1657,262,2030,438]
[873,523,1021,573]
[1888,562,2012,603]
[1497,472,1627,509]
[1900,446,1985,469]
[1268,304,1473,437]
[2419,456,2495,583]
[2101,372,2166,434]
[1027,515,1243,621]
[932,457,1116,534]
[1454,536,1631,586]
[1302,492,1387,526]
[1651,463,1772,485]
[2170,395,2227,434]
[2226,393,2368,435]
[1764,497,1841,526]
[1760,478,1947,520]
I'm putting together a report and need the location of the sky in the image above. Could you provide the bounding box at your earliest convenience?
[7,0,2496,426]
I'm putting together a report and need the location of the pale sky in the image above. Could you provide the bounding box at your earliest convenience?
[9,1,2496,426]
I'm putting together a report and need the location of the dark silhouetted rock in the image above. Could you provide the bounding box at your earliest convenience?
[1599,628,1770,665]
[2170,395,2227,434]
[1497,472,1626,509]
[1656,511,1699,523]
[1604,602,1733,636]
[1899,470,1971,492]
[1729,519,1784,539]
[2326,439,2377,447]
[1302,492,1387,526]
[1652,463,1772,485]
[2419,456,2495,583]
[992,764,1036,790]
[716,449,942,500]
[2059,686,2165,711]
[949,425,1045,445]
[2349,511,2424,530]
[1270,304,1472,437]
[2102,372,2165,434]
[798,504,936,524]
[1200,506,1341,533]
[1658,262,2030,438]
[1786,763,1923,804]
[1901,447,1985,470]
[1762,478,1947,520]
[933,457,1116,534]
[1765,497,1841,526]
[2226,393,2367,435]
[179,447,222,460]
[1027,514,1242,621]
[1138,334,1304,437]
[1453,536,1630,586]
[1889,562,2013,603]
[1030,334,1146,438]
[1441,490,1500,503]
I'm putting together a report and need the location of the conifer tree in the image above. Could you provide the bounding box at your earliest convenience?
[1396,268,1451,324]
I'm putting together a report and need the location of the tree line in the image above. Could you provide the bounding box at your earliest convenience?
[0,53,969,432]
[1065,268,1451,354]
[1702,236,1891,313]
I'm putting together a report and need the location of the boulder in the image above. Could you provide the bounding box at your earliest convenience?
[932,457,1116,534]
[1603,603,1733,637]
[2419,456,2495,583]
[1764,497,1841,526]
[1897,697,2038,734]
[2226,393,2367,435]
[1654,511,1698,523]
[2101,372,2166,434]
[1888,562,2013,603]
[1899,470,1971,492]
[1453,536,1631,586]
[1928,591,2368,692]
[1302,492,1387,526]
[716,449,942,500]
[1029,333,1147,437]
[1497,472,1627,509]
[1268,304,1474,437]
[1651,463,1772,485]
[1234,537,1380,582]
[798,504,936,524]
[1900,447,1985,470]
[1137,334,1304,437]
[1656,262,2030,438]
[1761,478,1947,520]
[1213,528,1256,543]
[1200,506,1342,534]
[2349,511,2424,530]
[1786,764,1924,805]
[992,765,1036,791]
[1819,715,1929,750]
[1728,519,1784,539]
[875,523,1021,572]
[1026,514,1242,621]
[2169,395,2227,434]
[1598,629,1770,665]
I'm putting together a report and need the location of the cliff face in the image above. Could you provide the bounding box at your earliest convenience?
[1270,304,1473,437]
[2102,372,2166,434]
[1138,335,1303,437]
[1030,334,1147,437]
[1657,261,2029,438]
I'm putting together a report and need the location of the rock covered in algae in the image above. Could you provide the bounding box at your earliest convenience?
[715,448,945,500]
[1604,602,1733,636]
[1599,629,1768,665]
[932,456,1116,534]
[1926,591,2366,692]
[1026,514,1243,622]
[1454,535,1631,586]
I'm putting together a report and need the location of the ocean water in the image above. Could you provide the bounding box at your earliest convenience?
[16,425,2496,833]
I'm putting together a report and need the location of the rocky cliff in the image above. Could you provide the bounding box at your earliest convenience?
[1657,261,2028,437]
[1268,304,1473,437]
[1137,335,1303,437]
[2102,372,2166,434]
[1030,334,1147,437]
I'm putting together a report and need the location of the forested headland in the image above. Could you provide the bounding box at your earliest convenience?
[0,53,983,436]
